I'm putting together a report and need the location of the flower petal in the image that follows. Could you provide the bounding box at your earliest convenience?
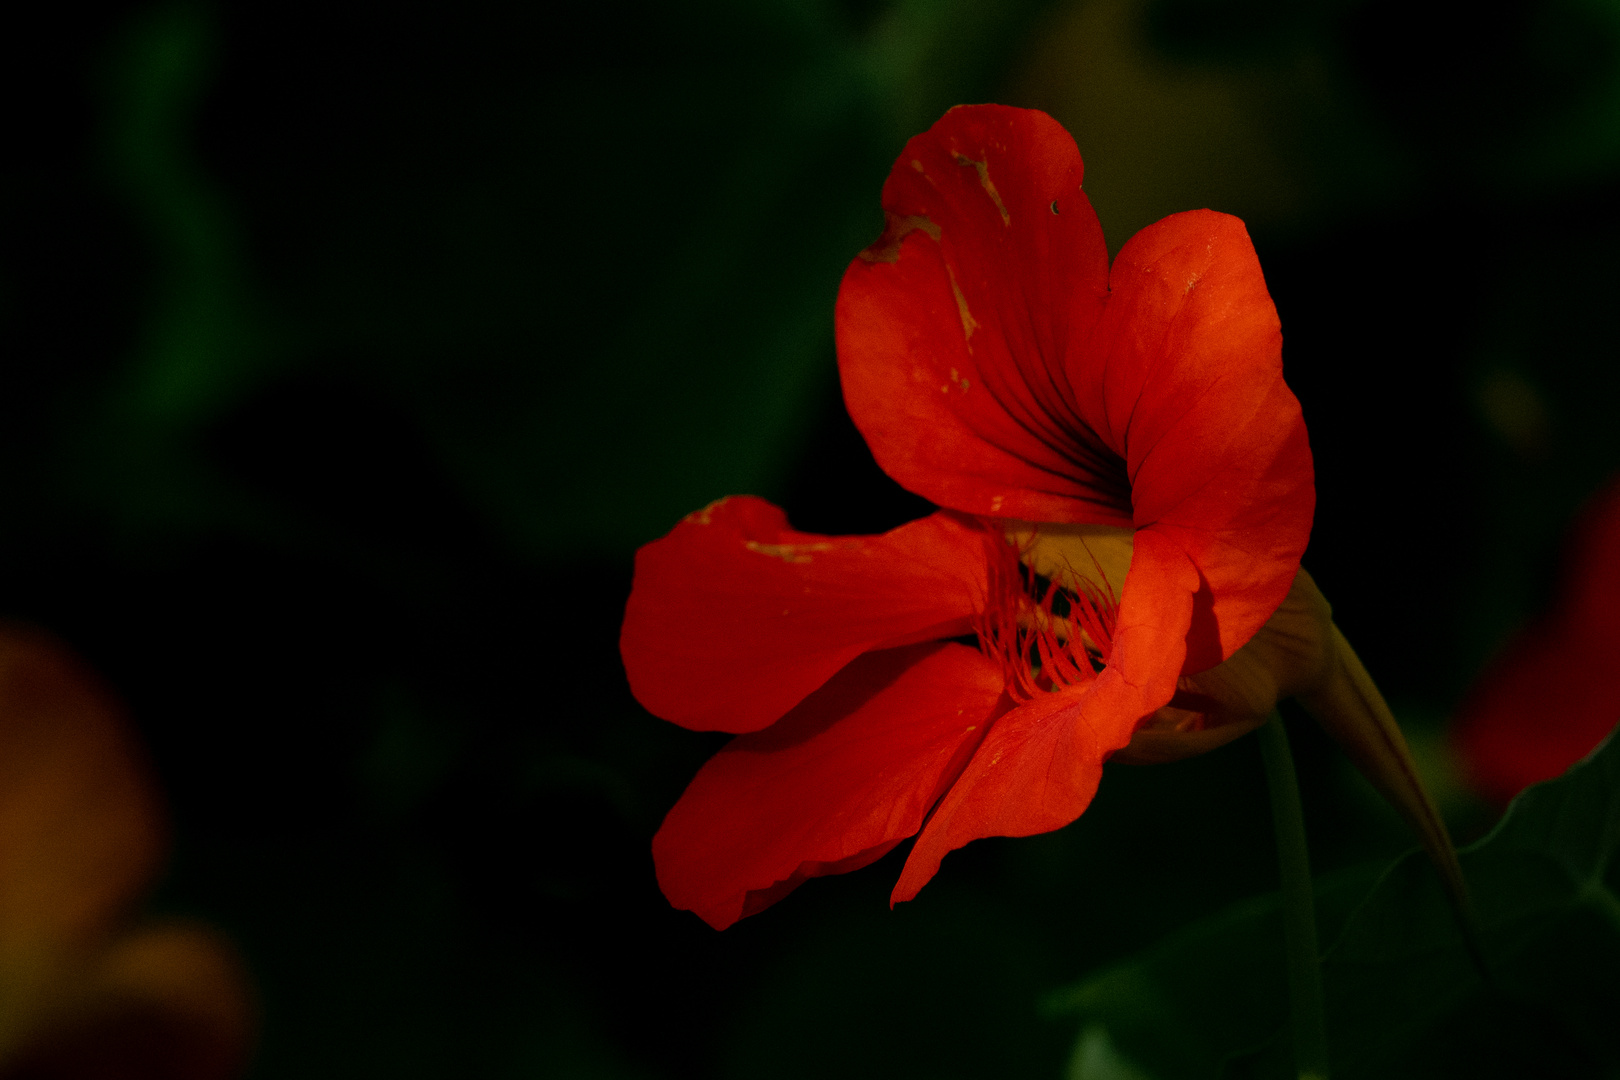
[621,498,994,733]
[892,530,1197,902]
[1452,629,1620,804]
[837,105,1126,525]
[1454,477,1620,802]
[653,642,1004,929]
[1087,211,1314,669]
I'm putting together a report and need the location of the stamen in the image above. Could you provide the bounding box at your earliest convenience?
[974,523,1119,702]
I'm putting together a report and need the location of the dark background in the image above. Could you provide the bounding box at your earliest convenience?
[7,0,1620,1075]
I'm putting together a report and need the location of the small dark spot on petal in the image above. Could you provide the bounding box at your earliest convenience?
[1051,200,1060,214]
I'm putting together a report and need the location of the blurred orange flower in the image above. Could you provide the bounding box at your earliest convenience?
[0,623,254,1079]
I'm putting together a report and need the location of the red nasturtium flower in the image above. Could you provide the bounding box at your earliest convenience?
[1452,476,1620,804]
[622,105,1452,930]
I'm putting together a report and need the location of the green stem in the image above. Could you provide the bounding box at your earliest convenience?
[1259,711,1330,1080]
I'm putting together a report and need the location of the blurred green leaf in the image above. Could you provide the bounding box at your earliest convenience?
[1045,864,1381,1079]
[1068,1023,1158,1080]
[1048,728,1620,1078]
[76,0,1056,561]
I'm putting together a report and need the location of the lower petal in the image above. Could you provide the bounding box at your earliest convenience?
[653,642,1004,930]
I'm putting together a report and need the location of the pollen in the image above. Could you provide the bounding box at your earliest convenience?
[948,268,979,341]
[952,152,1010,225]
[686,497,731,525]
[744,540,836,564]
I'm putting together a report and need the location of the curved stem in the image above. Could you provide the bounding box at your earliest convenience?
[1259,711,1330,1080]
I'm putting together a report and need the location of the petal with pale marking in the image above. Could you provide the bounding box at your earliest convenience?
[837,105,1125,526]
[622,498,995,733]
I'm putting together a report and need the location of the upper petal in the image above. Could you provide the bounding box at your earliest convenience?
[654,642,1004,929]
[1086,211,1314,669]
[839,107,1312,671]
[892,530,1198,902]
[837,105,1126,525]
[621,497,994,732]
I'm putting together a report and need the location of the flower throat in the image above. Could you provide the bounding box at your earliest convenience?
[976,527,1118,702]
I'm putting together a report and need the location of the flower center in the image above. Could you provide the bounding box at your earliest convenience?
[976,521,1132,701]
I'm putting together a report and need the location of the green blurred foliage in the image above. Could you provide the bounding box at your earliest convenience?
[1049,728,1620,1078]
[65,0,1053,559]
